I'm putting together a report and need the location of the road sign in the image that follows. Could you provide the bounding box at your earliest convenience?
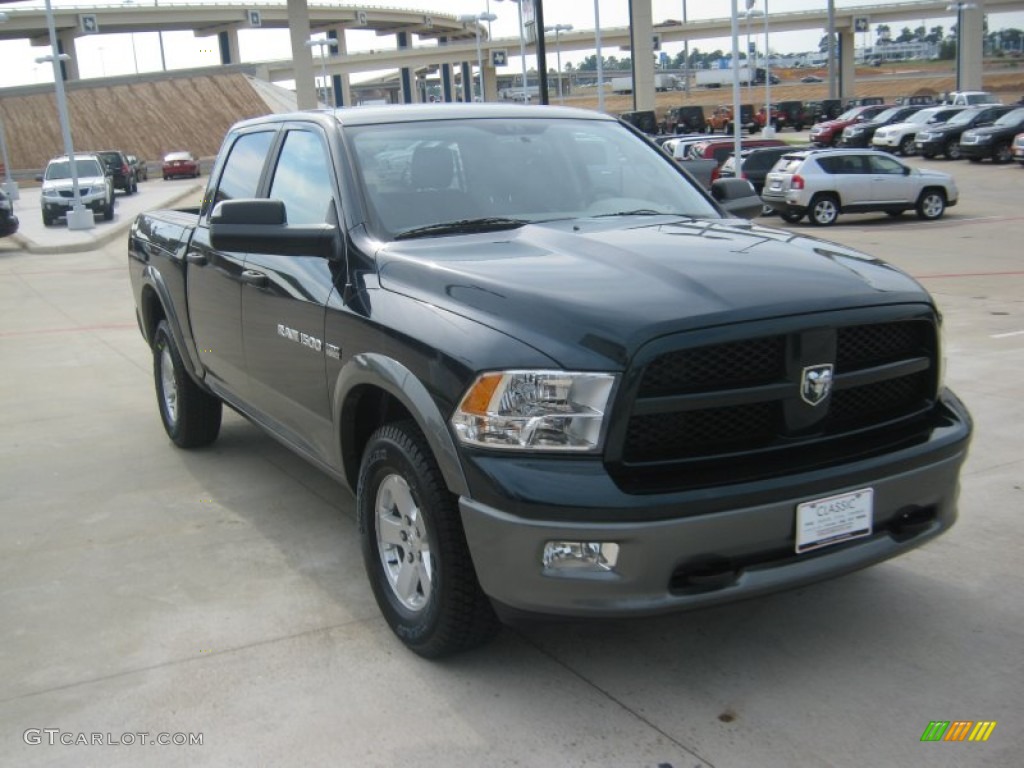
[492,49,508,68]
[247,10,262,28]
[79,15,98,35]
[854,17,870,33]
[356,10,368,27]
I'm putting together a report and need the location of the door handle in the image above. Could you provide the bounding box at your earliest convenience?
[241,269,268,288]
[185,251,207,266]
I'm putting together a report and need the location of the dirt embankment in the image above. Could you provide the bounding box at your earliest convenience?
[0,73,274,172]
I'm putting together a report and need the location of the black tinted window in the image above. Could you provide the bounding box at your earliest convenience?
[268,130,335,226]
[211,131,275,210]
[817,156,865,174]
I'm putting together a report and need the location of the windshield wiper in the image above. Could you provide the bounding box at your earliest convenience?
[394,217,528,240]
[591,209,693,219]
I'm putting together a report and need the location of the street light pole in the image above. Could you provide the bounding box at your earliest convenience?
[460,13,498,102]
[40,0,92,230]
[544,24,573,103]
[305,38,339,107]
[496,0,529,102]
[763,1,773,137]
[594,0,604,112]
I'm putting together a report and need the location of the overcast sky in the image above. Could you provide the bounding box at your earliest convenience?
[2,0,1023,87]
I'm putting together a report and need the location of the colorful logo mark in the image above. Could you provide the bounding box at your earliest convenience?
[921,721,997,742]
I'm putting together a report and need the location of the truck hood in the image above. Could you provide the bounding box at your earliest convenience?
[375,217,930,369]
[963,124,1020,138]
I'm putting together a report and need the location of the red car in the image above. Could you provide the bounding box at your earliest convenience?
[808,104,889,147]
[162,151,200,180]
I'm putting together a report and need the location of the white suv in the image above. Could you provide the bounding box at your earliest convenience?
[871,106,966,155]
[761,148,958,226]
[39,154,115,226]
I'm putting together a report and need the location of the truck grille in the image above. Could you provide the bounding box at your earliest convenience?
[615,312,937,486]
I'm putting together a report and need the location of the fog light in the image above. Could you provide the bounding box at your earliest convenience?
[542,541,619,573]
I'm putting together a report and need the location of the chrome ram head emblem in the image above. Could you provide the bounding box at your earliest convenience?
[800,364,834,407]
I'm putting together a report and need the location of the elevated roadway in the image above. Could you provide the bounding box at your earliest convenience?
[2,1,1023,105]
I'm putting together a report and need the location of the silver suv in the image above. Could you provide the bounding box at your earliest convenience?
[39,154,115,226]
[760,148,958,226]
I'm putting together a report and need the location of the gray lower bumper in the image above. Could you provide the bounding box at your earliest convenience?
[459,451,965,618]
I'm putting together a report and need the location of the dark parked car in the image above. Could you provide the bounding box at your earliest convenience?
[958,107,1024,163]
[805,99,844,123]
[0,187,18,237]
[914,104,1015,159]
[809,104,889,147]
[162,151,200,180]
[619,110,658,135]
[718,144,812,212]
[839,105,927,148]
[127,154,148,182]
[95,150,137,195]
[660,105,706,134]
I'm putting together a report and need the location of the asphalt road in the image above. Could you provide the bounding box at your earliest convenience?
[1,156,1021,767]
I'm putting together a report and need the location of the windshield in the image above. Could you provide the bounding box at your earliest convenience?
[995,108,1024,126]
[45,159,103,179]
[908,109,937,124]
[947,109,981,125]
[347,117,720,240]
[836,108,864,121]
[874,108,902,123]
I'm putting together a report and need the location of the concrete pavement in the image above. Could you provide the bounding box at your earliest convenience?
[0,156,1021,767]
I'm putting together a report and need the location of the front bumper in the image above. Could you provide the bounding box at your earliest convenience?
[839,134,870,147]
[957,143,993,160]
[459,393,971,618]
[914,137,947,155]
[0,215,18,237]
[41,197,107,216]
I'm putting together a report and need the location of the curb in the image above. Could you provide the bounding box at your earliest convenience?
[7,184,204,256]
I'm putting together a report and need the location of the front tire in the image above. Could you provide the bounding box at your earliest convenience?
[945,139,962,160]
[809,193,840,226]
[358,421,499,658]
[153,320,222,448]
[994,143,1013,164]
[898,136,916,156]
[916,189,946,220]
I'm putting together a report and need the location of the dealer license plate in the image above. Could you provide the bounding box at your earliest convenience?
[795,488,873,554]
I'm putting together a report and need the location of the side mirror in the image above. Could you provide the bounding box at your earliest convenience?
[711,178,763,220]
[35,175,44,182]
[209,199,337,259]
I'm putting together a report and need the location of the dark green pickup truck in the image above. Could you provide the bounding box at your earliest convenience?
[129,104,971,658]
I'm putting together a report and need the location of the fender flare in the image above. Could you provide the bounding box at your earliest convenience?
[333,353,469,498]
[141,264,204,381]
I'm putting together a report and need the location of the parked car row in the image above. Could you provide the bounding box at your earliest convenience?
[34,147,201,226]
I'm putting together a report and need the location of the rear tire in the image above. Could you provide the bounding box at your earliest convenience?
[358,421,500,658]
[153,320,222,449]
[809,193,840,226]
[916,189,946,221]
[887,210,904,218]
[103,199,114,221]
[780,210,803,223]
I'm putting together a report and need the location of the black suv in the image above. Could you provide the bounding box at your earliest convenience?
[958,107,1024,163]
[914,104,1014,159]
[95,150,137,195]
[0,187,18,237]
[839,105,926,148]
[660,106,705,134]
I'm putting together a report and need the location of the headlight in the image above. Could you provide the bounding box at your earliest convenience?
[917,132,933,140]
[974,134,992,143]
[452,371,616,452]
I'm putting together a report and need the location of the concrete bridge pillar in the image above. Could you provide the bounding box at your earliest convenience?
[398,32,413,104]
[959,4,985,92]
[329,28,351,107]
[461,62,472,102]
[287,0,317,110]
[482,60,498,102]
[839,27,855,101]
[628,0,655,111]
[57,29,80,81]
[218,28,241,65]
